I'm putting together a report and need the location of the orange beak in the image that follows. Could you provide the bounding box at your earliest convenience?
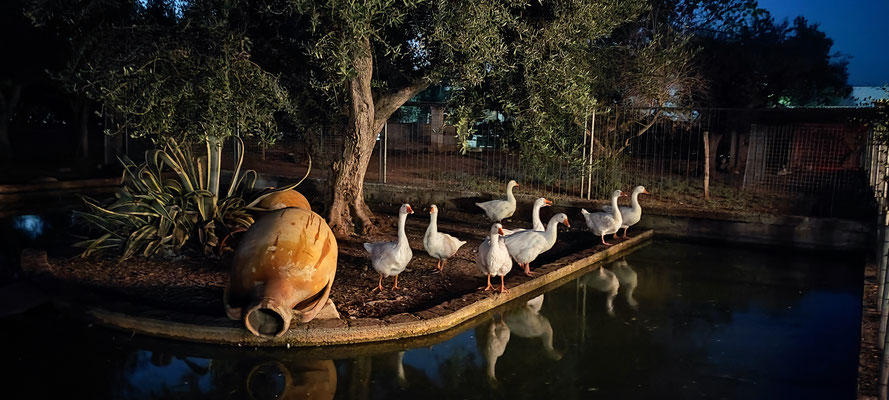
[406,205,414,214]
[515,183,520,187]
[498,227,505,236]
[544,199,553,206]
[620,192,628,197]
[429,206,435,213]
[643,188,650,195]
[563,219,571,228]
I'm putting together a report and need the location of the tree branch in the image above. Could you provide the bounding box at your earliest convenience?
[616,107,662,154]
[373,79,431,132]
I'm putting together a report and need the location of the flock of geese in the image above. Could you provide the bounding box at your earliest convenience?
[363,180,649,293]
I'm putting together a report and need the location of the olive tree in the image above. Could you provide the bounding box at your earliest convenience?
[282,0,648,236]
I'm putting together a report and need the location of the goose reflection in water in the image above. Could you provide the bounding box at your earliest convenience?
[610,259,638,309]
[475,316,511,383]
[475,294,561,384]
[579,267,619,316]
[503,295,562,361]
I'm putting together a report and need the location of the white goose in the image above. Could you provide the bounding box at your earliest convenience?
[503,213,570,277]
[364,203,414,292]
[423,205,467,272]
[610,259,638,309]
[476,180,519,222]
[602,185,649,238]
[503,295,562,360]
[581,189,627,246]
[501,197,552,235]
[476,223,512,293]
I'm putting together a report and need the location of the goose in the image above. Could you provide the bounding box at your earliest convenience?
[581,190,627,246]
[476,223,512,293]
[503,295,562,360]
[501,197,552,235]
[503,213,570,277]
[476,180,519,222]
[423,205,467,272]
[610,259,638,309]
[364,204,414,292]
[580,267,619,316]
[475,317,511,383]
[601,185,649,238]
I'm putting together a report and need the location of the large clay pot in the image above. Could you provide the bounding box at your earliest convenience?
[225,207,337,337]
[258,190,312,211]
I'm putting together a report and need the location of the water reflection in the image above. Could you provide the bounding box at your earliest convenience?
[579,267,619,316]
[610,259,639,309]
[13,215,45,240]
[0,241,864,399]
[245,359,336,400]
[475,317,510,383]
[503,295,562,361]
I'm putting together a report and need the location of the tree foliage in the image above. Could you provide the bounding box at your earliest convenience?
[29,0,291,148]
[680,1,851,107]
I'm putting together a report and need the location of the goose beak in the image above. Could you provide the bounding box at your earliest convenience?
[544,199,553,206]
[563,219,571,228]
[429,206,435,213]
[642,189,650,195]
[498,227,505,236]
[406,205,414,214]
[620,192,628,197]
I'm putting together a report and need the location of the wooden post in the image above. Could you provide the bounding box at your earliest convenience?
[703,130,710,200]
[581,114,588,197]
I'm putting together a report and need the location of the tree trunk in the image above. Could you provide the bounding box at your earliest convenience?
[0,85,22,164]
[0,116,10,165]
[75,98,90,160]
[328,39,378,236]
[327,38,430,237]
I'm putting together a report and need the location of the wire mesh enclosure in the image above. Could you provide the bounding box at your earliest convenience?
[238,107,875,218]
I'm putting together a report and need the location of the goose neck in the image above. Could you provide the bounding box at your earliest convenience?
[630,191,641,211]
[544,218,560,245]
[397,212,409,244]
[427,212,438,235]
[610,195,621,218]
[506,185,516,203]
[532,203,544,231]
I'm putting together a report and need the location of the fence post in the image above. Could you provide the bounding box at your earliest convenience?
[703,130,710,200]
[587,111,595,200]
[383,122,388,184]
[378,122,388,183]
[581,113,588,197]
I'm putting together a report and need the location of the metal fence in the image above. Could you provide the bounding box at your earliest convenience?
[864,129,889,399]
[241,107,873,218]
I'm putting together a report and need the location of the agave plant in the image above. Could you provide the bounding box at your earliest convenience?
[75,137,308,259]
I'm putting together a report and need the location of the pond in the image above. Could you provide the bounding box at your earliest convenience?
[0,232,863,399]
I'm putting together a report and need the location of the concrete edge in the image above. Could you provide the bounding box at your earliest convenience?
[58,230,653,347]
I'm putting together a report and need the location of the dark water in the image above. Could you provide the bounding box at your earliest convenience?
[0,213,864,399]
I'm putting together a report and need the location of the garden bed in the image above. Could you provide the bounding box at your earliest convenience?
[23,205,651,346]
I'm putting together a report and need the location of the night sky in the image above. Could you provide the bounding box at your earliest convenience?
[757,0,889,86]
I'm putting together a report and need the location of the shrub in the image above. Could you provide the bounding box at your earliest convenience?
[75,138,306,259]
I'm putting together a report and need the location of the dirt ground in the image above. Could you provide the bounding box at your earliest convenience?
[42,206,615,321]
